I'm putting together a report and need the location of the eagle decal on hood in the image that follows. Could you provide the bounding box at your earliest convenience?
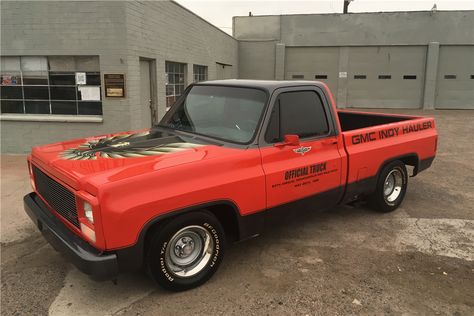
[60,131,203,160]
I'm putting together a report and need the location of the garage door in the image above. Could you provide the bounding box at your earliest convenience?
[347,46,427,108]
[435,46,474,109]
[285,47,339,100]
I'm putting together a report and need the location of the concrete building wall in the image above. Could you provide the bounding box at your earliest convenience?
[238,41,276,80]
[280,11,474,46]
[233,11,474,109]
[124,1,238,124]
[234,11,474,45]
[1,1,130,153]
[233,15,280,40]
[1,0,238,153]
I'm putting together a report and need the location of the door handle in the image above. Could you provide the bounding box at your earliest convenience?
[322,138,338,145]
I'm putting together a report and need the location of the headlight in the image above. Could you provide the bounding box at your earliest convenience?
[83,201,94,224]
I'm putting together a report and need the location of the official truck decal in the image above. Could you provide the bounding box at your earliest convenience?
[271,162,338,189]
[285,162,327,180]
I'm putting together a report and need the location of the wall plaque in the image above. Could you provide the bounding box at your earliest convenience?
[104,74,125,97]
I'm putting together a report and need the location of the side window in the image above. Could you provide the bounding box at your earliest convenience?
[265,90,329,143]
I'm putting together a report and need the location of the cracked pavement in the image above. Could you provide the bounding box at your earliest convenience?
[1,110,474,315]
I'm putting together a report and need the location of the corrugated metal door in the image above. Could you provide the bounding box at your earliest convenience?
[347,46,426,108]
[285,47,340,100]
[435,45,474,109]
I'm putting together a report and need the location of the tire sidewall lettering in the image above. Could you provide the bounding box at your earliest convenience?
[159,241,174,282]
[159,222,222,283]
[203,222,220,267]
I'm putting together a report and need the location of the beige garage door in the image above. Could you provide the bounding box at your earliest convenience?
[435,46,474,109]
[347,46,427,108]
[285,47,340,100]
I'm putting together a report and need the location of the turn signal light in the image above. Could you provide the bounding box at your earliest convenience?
[80,223,96,243]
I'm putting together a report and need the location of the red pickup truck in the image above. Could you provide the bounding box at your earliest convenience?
[24,80,437,291]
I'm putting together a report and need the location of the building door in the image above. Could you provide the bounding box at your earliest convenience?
[346,46,426,108]
[435,45,474,109]
[140,58,156,126]
[216,63,233,79]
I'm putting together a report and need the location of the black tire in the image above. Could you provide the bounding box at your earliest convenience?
[146,211,225,291]
[368,160,408,213]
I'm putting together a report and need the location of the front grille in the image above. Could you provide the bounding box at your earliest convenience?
[32,165,80,228]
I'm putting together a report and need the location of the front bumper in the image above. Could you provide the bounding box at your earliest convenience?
[24,192,118,280]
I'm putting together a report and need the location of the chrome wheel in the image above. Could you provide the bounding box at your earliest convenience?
[165,225,214,278]
[383,169,403,204]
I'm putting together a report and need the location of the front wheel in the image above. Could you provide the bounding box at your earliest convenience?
[146,211,225,291]
[368,160,408,213]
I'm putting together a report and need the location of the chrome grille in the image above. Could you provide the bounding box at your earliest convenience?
[32,165,79,228]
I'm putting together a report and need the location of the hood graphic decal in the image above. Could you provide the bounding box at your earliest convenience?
[60,131,203,160]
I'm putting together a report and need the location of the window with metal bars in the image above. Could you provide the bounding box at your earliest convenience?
[193,64,208,83]
[0,56,102,115]
[165,61,186,109]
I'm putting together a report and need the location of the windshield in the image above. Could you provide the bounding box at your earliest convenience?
[158,85,268,144]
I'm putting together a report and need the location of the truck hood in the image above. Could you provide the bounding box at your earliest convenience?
[30,129,230,193]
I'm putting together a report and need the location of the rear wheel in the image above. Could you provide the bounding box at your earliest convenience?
[146,211,225,291]
[369,160,408,213]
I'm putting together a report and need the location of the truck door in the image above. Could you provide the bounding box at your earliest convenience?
[259,87,343,210]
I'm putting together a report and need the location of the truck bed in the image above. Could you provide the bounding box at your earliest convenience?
[338,109,437,203]
[338,110,414,131]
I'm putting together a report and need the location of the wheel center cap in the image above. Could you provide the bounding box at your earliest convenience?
[174,237,195,258]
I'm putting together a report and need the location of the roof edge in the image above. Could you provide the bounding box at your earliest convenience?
[233,9,474,19]
[170,0,236,40]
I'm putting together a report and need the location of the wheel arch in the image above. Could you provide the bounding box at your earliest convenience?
[142,201,242,246]
[341,153,419,204]
[114,200,263,273]
[377,153,419,179]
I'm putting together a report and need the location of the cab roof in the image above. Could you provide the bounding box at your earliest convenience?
[194,79,326,93]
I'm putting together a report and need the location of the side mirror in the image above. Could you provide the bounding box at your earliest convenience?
[274,134,300,147]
